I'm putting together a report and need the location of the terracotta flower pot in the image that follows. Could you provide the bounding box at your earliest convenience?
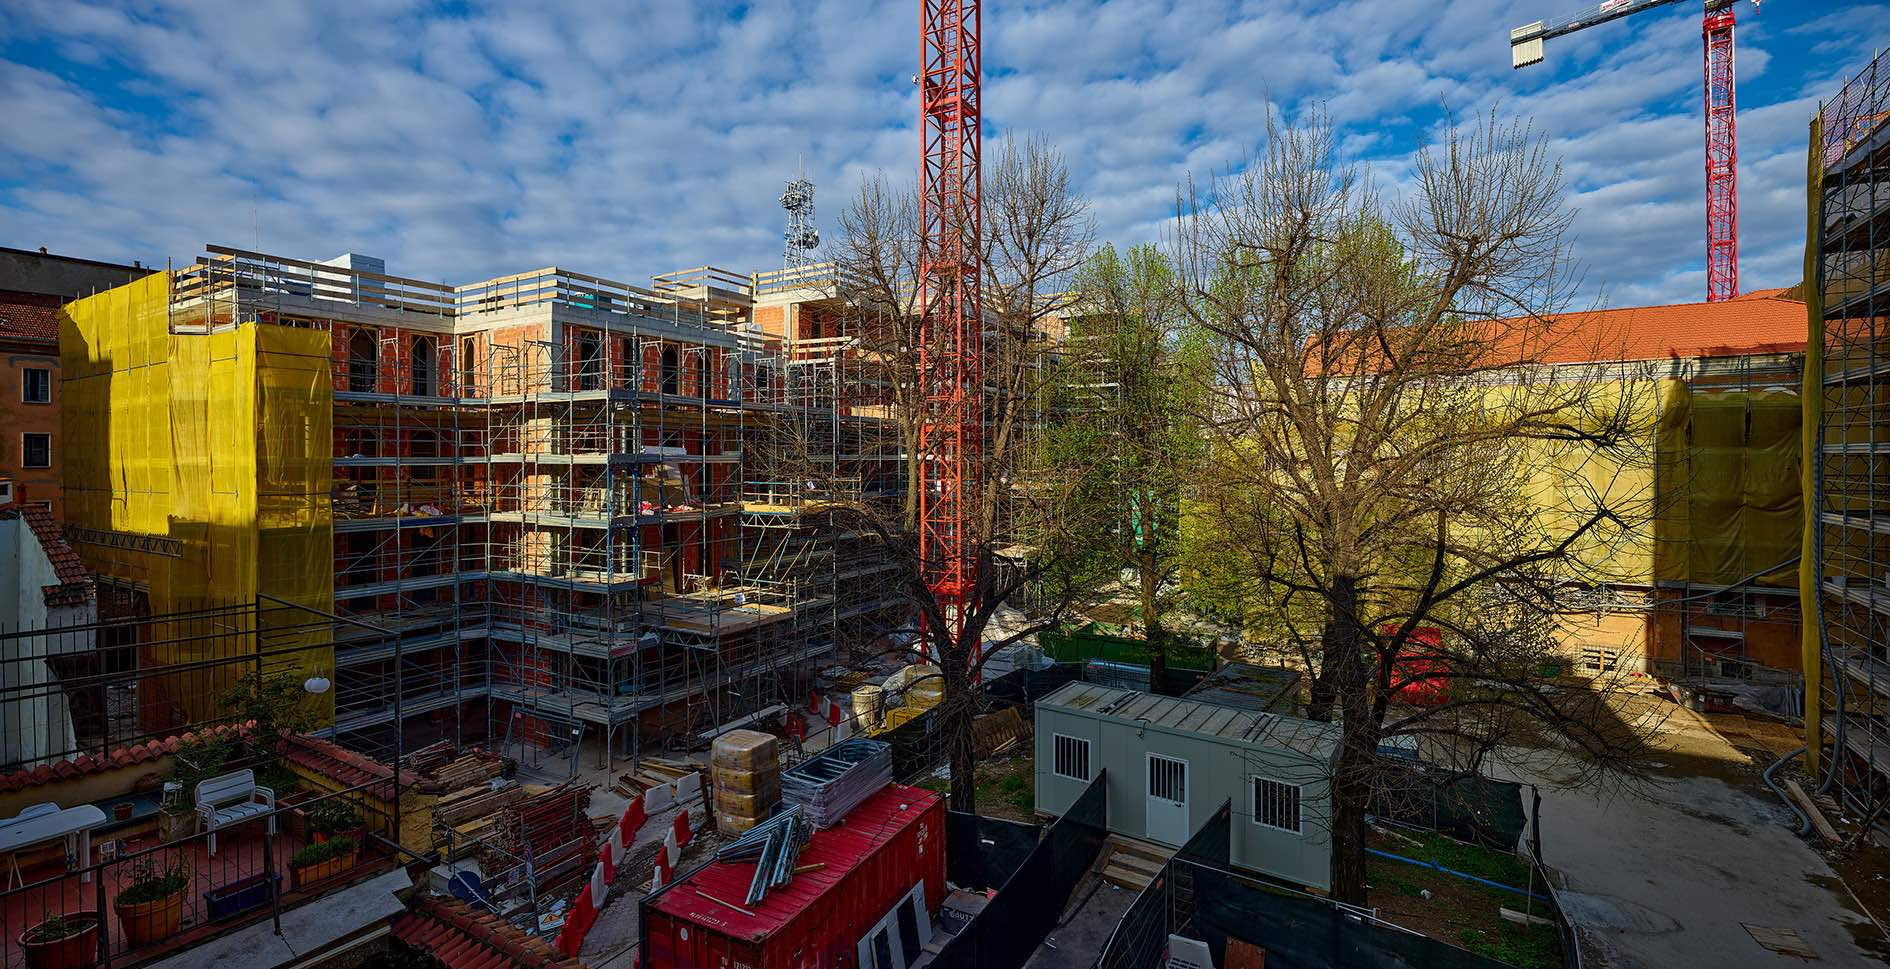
[19,913,99,969]
[114,888,185,946]
[292,848,360,890]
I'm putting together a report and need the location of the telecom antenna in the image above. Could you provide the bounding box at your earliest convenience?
[781,157,819,271]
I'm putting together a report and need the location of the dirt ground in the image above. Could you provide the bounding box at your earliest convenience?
[917,751,1038,823]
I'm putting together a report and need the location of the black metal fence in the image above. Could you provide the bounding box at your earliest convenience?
[0,596,408,969]
[1098,855,1528,969]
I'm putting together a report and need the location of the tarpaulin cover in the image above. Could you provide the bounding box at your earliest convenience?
[929,773,1107,969]
[945,811,1040,891]
[59,271,334,724]
[1653,383,1802,587]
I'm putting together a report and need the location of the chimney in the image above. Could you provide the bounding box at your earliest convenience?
[38,246,48,254]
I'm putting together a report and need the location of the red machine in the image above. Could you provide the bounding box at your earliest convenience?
[1382,625,1451,706]
[917,0,984,654]
[641,785,946,969]
[1510,1,1756,303]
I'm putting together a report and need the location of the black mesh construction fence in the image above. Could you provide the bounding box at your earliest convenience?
[929,773,1109,969]
[946,811,1042,890]
[982,663,1086,710]
[1101,858,1523,969]
[1372,763,1529,850]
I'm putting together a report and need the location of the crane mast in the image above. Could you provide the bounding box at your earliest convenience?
[1511,0,1748,302]
[918,0,983,653]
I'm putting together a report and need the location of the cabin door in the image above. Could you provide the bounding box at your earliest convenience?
[1145,753,1190,845]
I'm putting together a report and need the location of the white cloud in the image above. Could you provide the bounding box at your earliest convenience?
[1,0,1882,305]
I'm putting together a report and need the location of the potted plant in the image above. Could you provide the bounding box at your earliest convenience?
[114,858,191,946]
[306,801,362,844]
[203,871,279,922]
[20,913,99,969]
[289,836,358,889]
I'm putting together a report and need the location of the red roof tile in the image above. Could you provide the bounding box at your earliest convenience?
[392,895,582,969]
[0,291,60,345]
[17,506,88,586]
[0,724,246,793]
[279,733,436,796]
[1528,288,1806,365]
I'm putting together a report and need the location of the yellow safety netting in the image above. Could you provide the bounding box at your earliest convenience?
[60,271,335,726]
[1653,383,1802,588]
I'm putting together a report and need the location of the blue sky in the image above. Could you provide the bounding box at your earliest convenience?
[3,1,1887,307]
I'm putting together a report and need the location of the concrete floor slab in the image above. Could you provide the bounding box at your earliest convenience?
[1504,706,1889,968]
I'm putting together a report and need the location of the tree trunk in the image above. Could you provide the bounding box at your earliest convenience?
[1322,574,1376,906]
[939,627,979,815]
[1140,551,1167,693]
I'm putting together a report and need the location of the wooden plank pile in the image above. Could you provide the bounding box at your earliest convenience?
[972,708,1030,757]
[424,747,514,859]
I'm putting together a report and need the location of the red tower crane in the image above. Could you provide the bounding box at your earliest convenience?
[1510,0,1756,302]
[917,1,983,651]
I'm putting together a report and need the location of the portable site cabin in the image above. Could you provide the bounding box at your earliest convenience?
[1033,681,1338,891]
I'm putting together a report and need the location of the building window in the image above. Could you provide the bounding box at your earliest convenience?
[411,337,435,396]
[22,433,51,469]
[1580,647,1620,673]
[661,346,680,396]
[1052,734,1090,781]
[577,332,603,391]
[0,481,11,504]
[348,329,378,392]
[459,336,478,394]
[1252,777,1302,834]
[22,368,51,404]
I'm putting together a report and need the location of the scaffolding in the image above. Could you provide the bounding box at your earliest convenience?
[1811,47,1890,835]
[64,246,916,772]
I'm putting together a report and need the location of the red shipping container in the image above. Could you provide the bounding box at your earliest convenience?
[642,784,946,969]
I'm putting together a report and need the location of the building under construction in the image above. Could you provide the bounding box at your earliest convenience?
[58,246,907,768]
[1808,47,1890,837]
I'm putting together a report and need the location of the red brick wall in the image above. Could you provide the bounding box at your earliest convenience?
[0,347,63,518]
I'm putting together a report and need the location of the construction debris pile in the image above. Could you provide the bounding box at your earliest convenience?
[781,738,893,827]
[712,729,782,836]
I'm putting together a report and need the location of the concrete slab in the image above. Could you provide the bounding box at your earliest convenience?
[145,868,413,969]
[1502,704,1890,969]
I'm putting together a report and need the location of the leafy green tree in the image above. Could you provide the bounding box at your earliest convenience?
[1056,244,1210,689]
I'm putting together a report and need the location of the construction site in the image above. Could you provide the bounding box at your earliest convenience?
[6,2,1890,969]
[56,244,915,772]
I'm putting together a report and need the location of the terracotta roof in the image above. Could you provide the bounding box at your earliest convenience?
[0,291,61,345]
[392,895,582,969]
[2,506,93,608]
[1529,287,1806,365]
[279,733,436,796]
[0,723,248,793]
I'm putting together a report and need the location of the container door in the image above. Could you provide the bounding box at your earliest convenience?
[1145,753,1189,845]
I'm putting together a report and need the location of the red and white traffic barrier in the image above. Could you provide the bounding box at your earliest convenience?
[554,772,701,957]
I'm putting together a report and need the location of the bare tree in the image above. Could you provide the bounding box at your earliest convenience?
[799,138,1108,813]
[1173,110,1663,903]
